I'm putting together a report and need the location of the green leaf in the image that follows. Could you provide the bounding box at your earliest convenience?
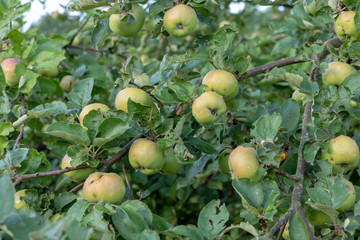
[54,192,77,211]
[67,78,94,108]
[261,180,280,212]
[2,148,29,169]
[121,200,153,227]
[83,109,105,142]
[172,225,204,240]
[251,113,282,142]
[0,63,6,92]
[3,212,44,240]
[46,122,90,145]
[186,137,217,154]
[151,214,172,232]
[289,211,309,240]
[279,99,300,132]
[136,229,160,240]
[0,173,15,223]
[232,178,264,208]
[93,118,131,147]
[7,29,24,55]
[28,102,67,118]
[148,0,172,15]
[91,18,108,49]
[0,122,14,136]
[16,149,50,175]
[67,199,92,221]
[0,94,11,114]
[19,70,40,94]
[34,50,66,69]
[197,200,229,239]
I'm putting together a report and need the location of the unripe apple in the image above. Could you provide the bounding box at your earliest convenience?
[115,87,153,113]
[60,154,95,182]
[219,20,231,28]
[50,213,62,222]
[336,178,356,212]
[322,62,356,86]
[129,138,165,175]
[350,100,358,108]
[79,103,109,127]
[38,66,58,78]
[307,209,332,227]
[14,189,28,209]
[303,0,316,16]
[218,148,232,174]
[192,91,227,125]
[161,148,182,175]
[335,11,360,42]
[228,146,260,180]
[109,4,145,37]
[1,58,20,88]
[163,4,198,38]
[321,135,359,173]
[60,75,73,92]
[202,70,239,99]
[292,89,306,103]
[83,172,125,204]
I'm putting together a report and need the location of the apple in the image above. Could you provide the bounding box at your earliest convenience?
[322,62,356,86]
[128,138,165,175]
[228,146,260,180]
[38,66,59,78]
[161,148,182,175]
[1,58,20,88]
[50,213,62,222]
[14,190,29,209]
[303,0,316,16]
[109,4,145,37]
[335,11,360,42]
[192,91,227,125]
[60,154,95,182]
[218,148,232,174]
[115,87,153,113]
[219,20,231,28]
[321,135,359,173]
[79,103,109,127]
[163,4,197,38]
[350,100,358,108]
[292,89,306,103]
[202,70,239,99]
[83,172,126,204]
[60,75,73,92]
[307,209,332,227]
[336,178,356,212]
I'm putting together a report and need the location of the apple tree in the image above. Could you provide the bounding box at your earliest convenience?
[1,0,360,239]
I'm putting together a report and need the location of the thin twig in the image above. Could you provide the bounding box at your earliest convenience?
[276,224,286,240]
[121,162,134,199]
[276,170,300,181]
[64,16,90,49]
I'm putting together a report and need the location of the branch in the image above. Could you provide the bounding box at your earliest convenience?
[276,170,300,181]
[64,16,90,49]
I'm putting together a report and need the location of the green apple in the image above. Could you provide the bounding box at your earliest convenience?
[163,4,197,38]
[14,190,28,209]
[1,58,20,87]
[350,100,358,108]
[303,0,316,16]
[228,146,260,180]
[60,154,95,182]
[192,91,227,125]
[335,11,360,42]
[292,89,306,103]
[307,209,332,227]
[161,148,182,175]
[109,4,145,37]
[219,20,231,28]
[322,62,356,86]
[79,103,109,127]
[321,135,359,173]
[50,213,62,222]
[129,138,165,175]
[218,148,232,174]
[202,70,239,99]
[115,87,153,113]
[38,66,59,78]
[336,178,356,212]
[60,75,73,92]
[83,172,125,204]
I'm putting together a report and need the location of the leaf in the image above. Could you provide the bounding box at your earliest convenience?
[67,199,92,221]
[279,99,300,132]
[197,200,229,239]
[7,29,24,55]
[260,180,280,212]
[0,173,15,223]
[289,211,309,240]
[148,0,172,15]
[251,113,282,142]
[232,178,264,208]
[172,225,204,240]
[3,212,44,240]
[2,148,29,169]
[54,192,77,211]
[151,214,172,232]
[0,122,14,136]
[91,18,108,49]
[34,50,66,69]
[186,137,217,154]
[66,78,94,108]
[93,118,131,147]
[121,200,153,227]
[136,229,160,240]
[28,102,67,118]
[46,122,90,145]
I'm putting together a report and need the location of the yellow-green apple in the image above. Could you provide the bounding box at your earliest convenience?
[335,11,360,42]
[1,58,20,87]
[292,89,306,103]
[50,213,62,222]
[115,87,153,113]
[161,148,182,175]
[336,178,356,212]
[60,154,95,182]
[60,75,73,92]
[321,135,359,173]
[303,0,316,16]
[14,190,28,209]
[109,4,145,37]
[83,172,125,204]
[163,4,197,38]
[128,138,165,175]
[192,91,227,125]
[218,148,232,174]
[307,209,332,227]
[228,146,260,180]
[79,103,109,127]
[219,20,231,28]
[322,62,356,86]
[350,100,358,108]
[38,66,58,78]
[202,70,239,99]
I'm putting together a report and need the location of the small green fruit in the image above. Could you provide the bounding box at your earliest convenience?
[335,11,360,42]
[38,66,59,78]
[79,103,109,127]
[50,213,62,222]
[308,209,332,227]
[109,4,145,37]
[163,4,198,38]
[14,190,29,209]
[60,154,95,182]
[60,75,73,92]
[229,146,259,180]
[192,91,227,125]
[115,87,153,113]
[322,62,356,86]
[202,70,239,99]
